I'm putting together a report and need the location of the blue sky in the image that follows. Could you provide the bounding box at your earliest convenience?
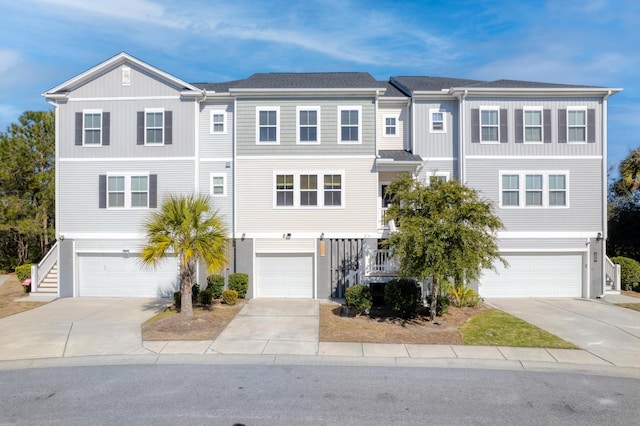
[0,0,638,169]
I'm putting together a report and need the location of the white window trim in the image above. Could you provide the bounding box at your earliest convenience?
[338,105,362,144]
[426,171,450,185]
[523,107,543,144]
[256,106,280,145]
[273,171,346,209]
[210,110,227,134]
[383,114,398,137]
[144,108,165,146]
[106,172,150,209]
[83,109,103,147]
[567,106,587,144]
[429,109,446,134]
[296,106,321,145]
[210,173,227,197]
[498,171,570,209]
[480,106,500,144]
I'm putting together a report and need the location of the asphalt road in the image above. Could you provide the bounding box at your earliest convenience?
[1,364,638,425]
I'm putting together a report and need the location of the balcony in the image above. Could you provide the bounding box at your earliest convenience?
[365,248,399,276]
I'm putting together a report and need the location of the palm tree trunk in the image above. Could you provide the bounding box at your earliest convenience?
[179,258,194,319]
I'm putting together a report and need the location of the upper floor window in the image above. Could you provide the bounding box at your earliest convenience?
[276,174,294,206]
[324,174,342,206]
[568,109,586,142]
[549,174,567,206]
[525,174,543,206]
[145,109,164,144]
[210,173,227,197]
[500,171,569,208]
[430,110,446,133]
[100,173,155,209]
[524,109,543,143]
[257,107,279,144]
[297,107,320,144]
[273,172,344,208]
[76,111,109,146]
[300,174,318,206]
[501,174,520,206]
[481,108,499,142]
[210,110,227,134]
[338,106,361,144]
[108,176,125,208]
[384,115,397,136]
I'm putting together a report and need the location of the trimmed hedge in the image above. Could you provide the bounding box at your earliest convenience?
[199,289,213,306]
[345,284,372,315]
[15,264,33,282]
[228,273,248,298]
[222,289,238,305]
[207,274,225,298]
[384,278,422,319]
[611,256,640,291]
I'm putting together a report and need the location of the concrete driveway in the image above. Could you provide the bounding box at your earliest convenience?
[0,298,166,361]
[487,297,640,368]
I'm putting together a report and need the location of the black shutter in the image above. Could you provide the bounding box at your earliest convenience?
[137,111,144,145]
[499,109,508,143]
[164,111,172,145]
[587,109,596,143]
[471,109,480,143]
[99,175,107,208]
[102,112,110,146]
[558,109,567,143]
[514,109,523,143]
[75,112,83,145]
[543,109,551,143]
[149,174,157,208]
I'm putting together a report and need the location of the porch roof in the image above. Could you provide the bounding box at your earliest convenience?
[376,150,423,172]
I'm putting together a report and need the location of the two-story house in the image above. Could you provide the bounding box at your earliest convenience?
[37,52,621,300]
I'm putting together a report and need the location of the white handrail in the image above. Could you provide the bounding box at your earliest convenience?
[605,256,620,291]
[31,241,59,291]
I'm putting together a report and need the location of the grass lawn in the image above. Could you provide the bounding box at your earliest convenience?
[617,303,640,312]
[459,309,577,349]
[0,273,46,319]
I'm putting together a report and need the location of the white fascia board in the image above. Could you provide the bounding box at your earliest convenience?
[411,91,458,100]
[237,232,381,239]
[448,87,623,97]
[230,88,384,97]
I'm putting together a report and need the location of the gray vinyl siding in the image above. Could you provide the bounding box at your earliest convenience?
[199,161,233,233]
[420,159,458,182]
[465,158,602,232]
[58,159,195,234]
[235,98,376,156]
[378,104,408,151]
[74,238,150,252]
[199,101,233,158]
[69,62,185,99]
[235,157,377,233]
[59,98,196,158]
[412,100,458,159]
[464,97,603,157]
[497,238,588,251]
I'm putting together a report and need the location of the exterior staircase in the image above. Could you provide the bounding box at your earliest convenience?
[605,256,621,294]
[31,241,59,296]
[36,263,58,294]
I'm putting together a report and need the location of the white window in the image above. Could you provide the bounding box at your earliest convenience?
[568,108,586,142]
[300,175,318,206]
[276,174,294,206]
[257,107,280,144]
[297,107,320,144]
[210,173,227,197]
[430,109,446,133]
[145,109,164,145]
[210,110,227,134]
[500,172,569,208]
[524,108,543,143]
[324,174,342,206]
[83,110,102,145]
[480,108,499,142]
[107,174,149,209]
[338,106,361,144]
[274,171,344,208]
[384,115,397,136]
[428,171,450,185]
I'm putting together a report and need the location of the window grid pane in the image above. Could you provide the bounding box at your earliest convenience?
[276,174,294,206]
[107,176,125,208]
[324,175,342,206]
[525,174,543,206]
[299,110,318,142]
[146,112,163,143]
[84,113,101,144]
[340,109,359,141]
[481,110,498,141]
[568,110,586,142]
[259,110,278,142]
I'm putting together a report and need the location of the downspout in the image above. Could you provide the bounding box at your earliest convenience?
[458,90,468,182]
[195,89,207,284]
[600,89,612,296]
[47,99,61,296]
[232,94,237,273]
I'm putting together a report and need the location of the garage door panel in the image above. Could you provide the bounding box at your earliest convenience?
[256,254,313,298]
[479,254,582,298]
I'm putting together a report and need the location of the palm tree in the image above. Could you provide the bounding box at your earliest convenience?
[140,193,227,319]
[615,147,640,196]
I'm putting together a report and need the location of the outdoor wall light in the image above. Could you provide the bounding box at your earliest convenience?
[596,232,603,242]
[241,233,246,241]
[283,233,291,239]
[320,233,324,240]
[59,234,64,241]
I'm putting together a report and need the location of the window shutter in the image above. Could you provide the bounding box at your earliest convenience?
[471,109,480,143]
[543,109,551,143]
[102,112,110,146]
[75,113,83,146]
[149,174,157,208]
[164,111,172,145]
[558,109,567,143]
[137,112,144,145]
[587,109,596,143]
[99,175,106,208]
[514,109,523,143]
[499,109,508,143]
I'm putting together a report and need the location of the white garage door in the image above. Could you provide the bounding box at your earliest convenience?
[478,253,583,298]
[78,253,178,297]
[256,254,313,298]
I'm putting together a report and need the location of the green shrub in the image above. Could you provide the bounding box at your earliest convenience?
[173,291,181,310]
[191,283,200,303]
[199,289,213,306]
[384,278,422,319]
[207,274,225,298]
[425,293,450,317]
[15,264,33,282]
[228,273,248,298]
[611,256,640,291]
[345,284,372,315]
[222,289,238,305]
[448,285,482,307]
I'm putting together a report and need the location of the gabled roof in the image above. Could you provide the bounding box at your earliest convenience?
[391,76,485,94]
[378,150,422,162]
[191,80,246,93]
[465,79,600,89]
[231,72,381,89]
[378,81,407,98]
[44,52,201,97]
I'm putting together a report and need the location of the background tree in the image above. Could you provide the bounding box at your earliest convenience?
[613,147,640,196]
[608,151,640,261]
[140,194,227,319]
[0,110,55,269]
[386,174,505,321]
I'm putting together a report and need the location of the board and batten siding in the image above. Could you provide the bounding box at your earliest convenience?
[198,161,233,233]
[465,158,602,232]
[419,159,458,182]
[199,101,233,159]
[59,98,196,158]
[235,98,376,156]
[412,100,458,159]
[235,157,378,234]
[464,97,603,157]
[377,104,408,151]
[58,159,195,234]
